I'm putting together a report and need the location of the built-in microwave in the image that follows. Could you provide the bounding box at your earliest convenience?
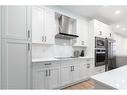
[95,37,106,48]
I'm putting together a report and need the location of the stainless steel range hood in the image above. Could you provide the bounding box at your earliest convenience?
[55,13,79,40]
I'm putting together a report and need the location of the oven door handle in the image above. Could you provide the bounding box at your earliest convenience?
[96,52,106,54]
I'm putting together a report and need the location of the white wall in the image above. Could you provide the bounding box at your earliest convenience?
[114,33,127,67]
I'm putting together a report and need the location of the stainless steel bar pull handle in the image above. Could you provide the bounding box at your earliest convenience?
[42,36,44,42]
[49,70,51,76]
[71,66,73,72]
[45,70,48,76]
[45,36,46,42]
[44,63,51,65]
[28,43,30,51]
[73,66,75,71]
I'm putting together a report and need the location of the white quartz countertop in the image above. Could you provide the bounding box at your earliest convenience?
[32,56,94,62]
[91,65,127,89]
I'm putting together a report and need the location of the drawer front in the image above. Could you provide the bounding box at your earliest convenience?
[32,61,60,69]
[60,60,78,66]
[95,65,105,75]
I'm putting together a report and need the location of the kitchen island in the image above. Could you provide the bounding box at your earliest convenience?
[91,65,127,89]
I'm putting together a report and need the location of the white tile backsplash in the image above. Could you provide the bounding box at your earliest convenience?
[32,44,74,59]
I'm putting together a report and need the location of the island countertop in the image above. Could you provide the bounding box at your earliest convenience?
[91,65,127,89]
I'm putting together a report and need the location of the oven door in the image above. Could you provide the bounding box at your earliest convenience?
[95,53,106,67]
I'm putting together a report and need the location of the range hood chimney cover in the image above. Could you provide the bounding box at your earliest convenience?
[55,13,79,40]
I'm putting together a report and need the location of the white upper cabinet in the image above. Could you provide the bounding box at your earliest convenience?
[106,26,114,39]
[32,6,56,44]
[32,7,44,44]
[72,18,88,46]
[44,8,56,44]
[1,6,28,40]
[92,19,113,38]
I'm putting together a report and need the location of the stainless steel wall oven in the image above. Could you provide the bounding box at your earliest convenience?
[95,48,106,67]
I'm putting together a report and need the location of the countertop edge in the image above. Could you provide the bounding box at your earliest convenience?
[32,57,94,63]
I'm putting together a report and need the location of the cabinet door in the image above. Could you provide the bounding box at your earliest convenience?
[44,8,56,44]
[86,59,94,77]
[94,20,105,38]
[61,66,72,86]
[73,18,88,46]
[2,6,28,40]
[32,69,46,89]
[72,64,80,82]
[107,27,113,39]
[32,7,44,43]
[80,63,89,80]
[48,67,60,89]
[1,39,31,89]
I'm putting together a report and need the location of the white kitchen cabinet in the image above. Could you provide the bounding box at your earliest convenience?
[94,65,105,75]
[106,26,114,39]
[80,59,94,80]
[1,6,29,40]
[32,7,56,44]
[72,64,81,82]
[1,6,32,89]
[32,69,46,89]
[44,7,56,44]
[32,64,60,89]
[91,19,110,38]
[47,67,60,89]
[60,64,80,86]
[72,18,88,46]
[60,65,72,86]
[32,6,44,44]
[1,39,31,89]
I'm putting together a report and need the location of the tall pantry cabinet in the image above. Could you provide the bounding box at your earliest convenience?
[1,6,32,89]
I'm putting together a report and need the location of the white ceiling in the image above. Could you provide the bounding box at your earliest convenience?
[56,6,127,37]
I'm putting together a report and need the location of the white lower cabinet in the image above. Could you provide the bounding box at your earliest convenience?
[32,69,46,89]
[94,65,105,75]
[80,59,94,80]
[60,66,71,86]
[60,64,80,86]
[32,66,60,89]
[32,58,94,89]
[71,64,81,82]
[48,67,60,89]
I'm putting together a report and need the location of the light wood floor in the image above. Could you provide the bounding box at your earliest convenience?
[63,80,96,90]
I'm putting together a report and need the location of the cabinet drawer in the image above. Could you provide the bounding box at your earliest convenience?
[60,60,78,66]
[95,65,105,75]
[32,61,60,69]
